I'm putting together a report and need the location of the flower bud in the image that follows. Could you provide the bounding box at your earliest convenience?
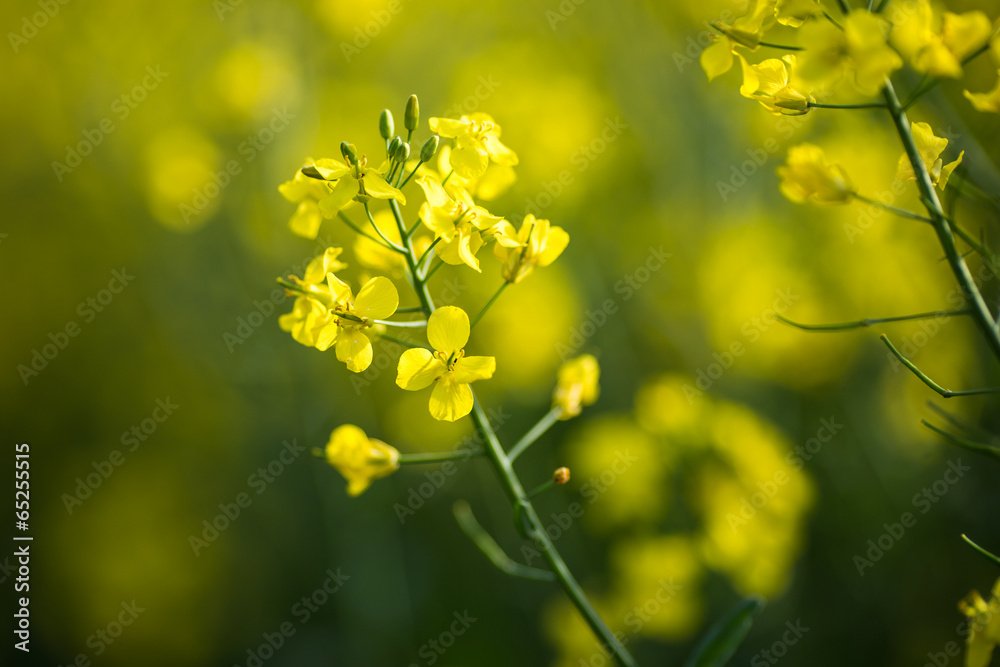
[553,467,571,485]
[379,110,394,140]
[388,136,403,160]
[394,140,411,163]
[420,136,439,163]
[340,142,359,165]
[404,94,419,132]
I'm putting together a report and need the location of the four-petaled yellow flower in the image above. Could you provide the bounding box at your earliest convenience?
[797,10,902,95]
[777,144,856,205]
[317,273,400,372]
[965,71,1000,113]
[553,355,600,420]
[700,0,778,81]
[959,577,1000,667]
[739,55,813,115]
[895,122,963,191]
[416,174,510,272]
[428,113,518,180]
[324,424,399,496]
[396,306,496,422]
[278,247,348,348]
[302,156,406,219]
[892,0,991,78]
[278,159,334,239]
[493,214,569,284]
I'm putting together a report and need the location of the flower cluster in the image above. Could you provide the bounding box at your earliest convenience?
[275,95,577,494]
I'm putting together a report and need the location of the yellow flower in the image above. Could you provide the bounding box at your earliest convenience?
[895,122,963,191]
[892,0,991,78]
[959,577,1000,667]
[436,145,517,201]
[324,424,399,496]
[396,306,495,422]
[302,155,405,219]
[553,355,600,420]
[278,159,333,239]
[777,144,855,205]
[739,55,813,115]
[797,10,902,95]
[428,113,518,180]
[965,71,1000,112]
[416,174,507,272]
[700,0,778,81]
[317,274,399,372]
[776,0,822,28]
[278,247,348,347]
[493,214,569,284]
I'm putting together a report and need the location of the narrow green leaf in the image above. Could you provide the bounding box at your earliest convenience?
[684,597,766,667]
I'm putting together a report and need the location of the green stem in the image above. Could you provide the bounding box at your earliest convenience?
[441,168,455,186]
[948,221,1000,281]
[961,534,1000,568]
[881,335,1000,397]
[758,40,803,51]
[338,211,401,252]
[417,237,441,271]
[407,217,424,239]
[453,501,556,582]
[526,478,556,499]
[376,331,431,350]
[881,79,1000,361]
[923,421,1000,461]
[423,258,445,281]
[808,102,886,110]
[389,199,436,315]
[834,0,851,14]
[509,406,564,462]
[399,450,483,464]
[399,159,425,189]
[468,398,636,667]
[822,10,844,29]
[902,40,995,110]
[470,282,509,328]
[395,306,427,314]
[374,319,428,328]
[854,194,932,222]
[364,203,407,253]
[777,308,970,332]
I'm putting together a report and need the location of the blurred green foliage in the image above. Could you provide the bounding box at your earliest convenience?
[3,0,1000,665]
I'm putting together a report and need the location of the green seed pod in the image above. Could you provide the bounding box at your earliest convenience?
[404,94,419,133]
[379,110,394,140]
[420,136,439,163]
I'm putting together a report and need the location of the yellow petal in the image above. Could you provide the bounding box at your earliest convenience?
[303,247,347,284]
[427,306,470,353]
[289,200,323,239]
[306,158,351,181]
[938,151,963,190]
[538,226,569,267]
[428,117,468,138]
[362,172,406,203]
[315,321,338,352]
[455,233,483,272]
[482,133,518,166]
[336,329,373,372]
[325,425,399,496]
[318,178,357,217]
[449,145,489,180]
[964,72,1000,112]
[354,276,399,320]
[701,38,735,81]
[941,11,991,61]
[396,348,442,390]
[452,356,496,384]
[429,379,473,422]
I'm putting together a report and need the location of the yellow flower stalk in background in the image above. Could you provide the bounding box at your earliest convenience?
[324,424,400,496]
[278,160,333,238]
[302,153,405,219]
[428,113,518,180]
[494,214,569,284]
[894,122,963,191]
[553,354,600,420]
[700,0,778,81]
[278,247,347,347]
[959,577,1000,667]
[777,144,855,205]
[891,0,991,78]
[739,55,813,115]
[416,174,508,272]
[965,72,1000,112]
[396,306,496,421]
[797,10,901,95]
